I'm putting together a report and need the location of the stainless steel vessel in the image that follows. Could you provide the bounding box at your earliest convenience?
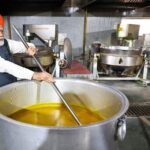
[100,46,143,67]
[13,48,54,68]
[98,46,143,75]
[0,79,129,150]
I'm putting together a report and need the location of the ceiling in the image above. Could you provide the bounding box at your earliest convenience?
[0,0,149,16]
[84,0,150,17]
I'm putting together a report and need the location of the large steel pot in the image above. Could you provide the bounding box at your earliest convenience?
[99,46,143,67]
[97,46,143,75]
[0,79,129,150]
[13,48,54,68]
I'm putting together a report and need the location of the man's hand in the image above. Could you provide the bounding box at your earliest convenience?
[27,47,38,56]
[32,72,55,83]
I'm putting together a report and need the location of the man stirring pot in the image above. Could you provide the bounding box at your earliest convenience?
[0,15,55,87]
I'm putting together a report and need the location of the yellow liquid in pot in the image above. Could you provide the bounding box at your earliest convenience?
[9,103,105,127]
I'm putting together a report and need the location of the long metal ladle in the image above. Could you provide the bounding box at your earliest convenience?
[12,25,82,126]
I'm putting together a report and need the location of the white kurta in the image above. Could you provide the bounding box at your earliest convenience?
[0,39,35,80]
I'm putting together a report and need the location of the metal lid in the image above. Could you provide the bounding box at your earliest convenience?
[100,46,141,56]
[63,38,72,65]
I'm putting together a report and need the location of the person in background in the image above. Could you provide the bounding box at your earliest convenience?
[0,15,55,87]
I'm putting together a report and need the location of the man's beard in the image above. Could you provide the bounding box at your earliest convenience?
[0,39,4,46]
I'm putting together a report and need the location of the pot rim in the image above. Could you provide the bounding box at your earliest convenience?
[0,79,129,130]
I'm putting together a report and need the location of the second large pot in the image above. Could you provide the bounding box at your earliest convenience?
[99,46,143,67]
[0,79,129,150]
[13,49,54,68]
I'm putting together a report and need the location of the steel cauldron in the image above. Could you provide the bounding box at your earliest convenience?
[13,46,54,68]
[98,46,143,75]
[0,79,129,150]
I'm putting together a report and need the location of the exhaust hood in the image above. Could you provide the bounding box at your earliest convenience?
[0,0,149,16]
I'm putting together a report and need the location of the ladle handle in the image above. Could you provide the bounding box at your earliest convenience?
[51,83,82,125]
[12,25,82,126]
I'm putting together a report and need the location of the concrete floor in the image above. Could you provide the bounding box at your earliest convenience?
[119,117,150,150]
[96,80,150,103]
[98,81,150,150]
